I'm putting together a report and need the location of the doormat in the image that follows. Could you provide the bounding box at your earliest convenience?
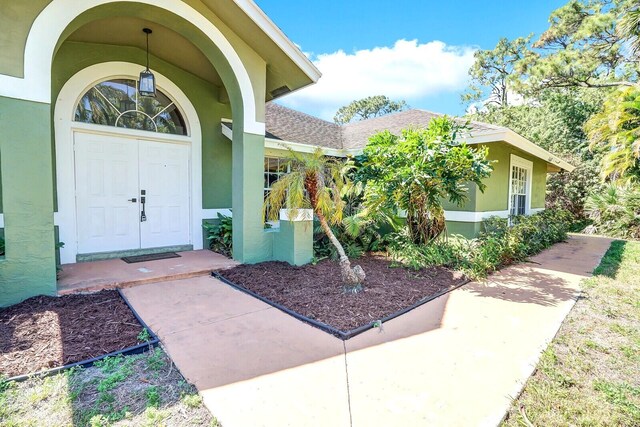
[121,252,181,264]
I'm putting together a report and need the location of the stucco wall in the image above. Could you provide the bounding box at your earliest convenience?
[0,1,51,77]
[475,141,547,212]
[51,41,233,210]
[0,96,57,307]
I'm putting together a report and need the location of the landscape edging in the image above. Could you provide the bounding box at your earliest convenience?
[6,289,159,382]
[211,271,470,340]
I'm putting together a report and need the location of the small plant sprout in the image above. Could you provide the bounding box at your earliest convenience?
[137,328,151,342]
[372,320,384,332]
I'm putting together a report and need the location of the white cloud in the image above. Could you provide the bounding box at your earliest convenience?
[278,39,476,120]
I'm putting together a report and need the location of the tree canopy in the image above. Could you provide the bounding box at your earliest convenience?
[464,0,639,106]
[462,36,534,107]
[333,95,408,124]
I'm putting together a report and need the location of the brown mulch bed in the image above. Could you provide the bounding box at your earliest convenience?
[0,290,144,378]
[218,254,467,331]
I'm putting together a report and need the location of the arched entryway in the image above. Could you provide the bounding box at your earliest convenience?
[0,0,320,306]
[55,62,204,263]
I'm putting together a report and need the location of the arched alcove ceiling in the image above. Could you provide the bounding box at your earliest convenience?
[67,16,224,88]
[52,2,244,124]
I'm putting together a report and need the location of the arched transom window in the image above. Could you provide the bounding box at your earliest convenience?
[74,78,187,136]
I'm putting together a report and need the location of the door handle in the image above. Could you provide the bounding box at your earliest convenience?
[140,196,147,222]
[128,198,137,203]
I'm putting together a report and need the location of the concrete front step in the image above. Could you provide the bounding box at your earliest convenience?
[57,250,237,295]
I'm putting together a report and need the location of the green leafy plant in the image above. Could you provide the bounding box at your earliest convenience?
[584,184,640,239]
[358,117,493,244]
[137,328,151,342]
[389,209,574,279]
[264,147,366,291]
[203,214,233,257]
[587,86,640,181]
[146,385,161,408]
[145,348,166,372]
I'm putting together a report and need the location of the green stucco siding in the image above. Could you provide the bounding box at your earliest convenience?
[445,221,483,238]
[232,130,273,262]
[0,1,51,77]
[51,41,233,210]
[475,142,548,212]
[441,182,477,211]
[273,220,313,266]
[0,97,57,307]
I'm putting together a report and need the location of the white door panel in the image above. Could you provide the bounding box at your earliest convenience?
[139,140,190,248]
[75,133,191,255]
[75,133,140,253]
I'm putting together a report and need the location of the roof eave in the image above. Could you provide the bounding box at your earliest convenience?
[466,129,575,172]
[234,0,322,84]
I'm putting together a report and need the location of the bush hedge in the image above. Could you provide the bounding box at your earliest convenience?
[389,209,575,279]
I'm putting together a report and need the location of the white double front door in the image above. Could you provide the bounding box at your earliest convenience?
[74,132,190,254]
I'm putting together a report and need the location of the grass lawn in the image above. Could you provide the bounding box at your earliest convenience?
[502,240,640,427]
[0,347,219,427]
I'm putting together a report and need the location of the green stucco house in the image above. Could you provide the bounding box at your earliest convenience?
[248,104,574,236]
[0,0,321,307]
[0,1,573,308]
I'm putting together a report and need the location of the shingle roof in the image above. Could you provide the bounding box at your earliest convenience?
[264,103,505,150]
[265,103,342,149]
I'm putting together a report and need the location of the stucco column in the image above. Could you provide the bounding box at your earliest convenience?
[231,129,272,263]
[273,209,313,266]
[0,97,57,307]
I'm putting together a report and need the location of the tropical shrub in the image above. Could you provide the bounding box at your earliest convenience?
[357,117,493,245]
[388,209,574,279]
[587,86,640,182]
[584,184,640,239]
[203,214,233,257]
[264,147,365,290]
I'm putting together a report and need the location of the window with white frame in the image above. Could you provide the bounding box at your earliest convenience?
[264,156,290,220]
[74,79,187,135]
[509,155,533,217]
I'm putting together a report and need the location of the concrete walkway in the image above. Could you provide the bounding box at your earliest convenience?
[122,235,613,427]
[58,250,236,294]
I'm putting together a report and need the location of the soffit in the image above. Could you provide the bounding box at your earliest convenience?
[67,16,223,86]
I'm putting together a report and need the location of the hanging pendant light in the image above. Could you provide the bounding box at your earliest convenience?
[139,28,156,97]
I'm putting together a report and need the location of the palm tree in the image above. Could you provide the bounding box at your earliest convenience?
[586,86,640,181]
[618,5,640,59]
[264,148,365,291]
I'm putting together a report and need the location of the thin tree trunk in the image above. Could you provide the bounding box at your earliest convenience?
[306,172,365,290]
[316,211,365,288]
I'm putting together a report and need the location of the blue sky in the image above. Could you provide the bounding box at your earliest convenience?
[256,0,566,120]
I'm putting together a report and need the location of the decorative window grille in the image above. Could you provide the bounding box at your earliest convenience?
[74,79,187,136]
[264,156,290,221]
[510,165,528,216]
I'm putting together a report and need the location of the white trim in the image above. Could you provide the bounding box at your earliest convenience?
[466,129,575,172]
[530,207,545,214]
[202,208,233,218]
[221,122,234,140]
[0,214,4,228]
[508,154,534,217]
[233,0,321,84]
[54,62,204,264]
[0,0,265,135]
[279,209,313,222]
[444,210,509,223]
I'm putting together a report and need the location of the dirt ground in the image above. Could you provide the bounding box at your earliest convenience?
[218,254,467,331]
[0,290,143,378]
